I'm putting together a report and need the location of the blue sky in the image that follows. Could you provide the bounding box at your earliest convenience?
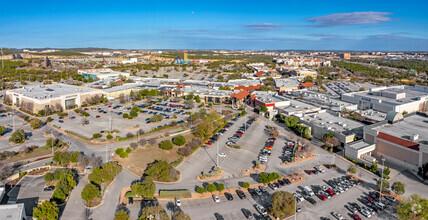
[1,0,427,50]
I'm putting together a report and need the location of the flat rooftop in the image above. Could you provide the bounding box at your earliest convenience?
[79,68,128,76]
[277,99,321,114]
[0,203,24,220]
[252,91,288,103]
[289,90,353,109]
[301,111,365,134]
[183,87,236,96]
[9,84,99,99]
[227,79,262,86]
[372,113,428,145]
[274,77,300,88]
[346,86,428,105]
[347,140,374,150]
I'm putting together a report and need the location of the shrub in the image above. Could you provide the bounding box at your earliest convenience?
[93,133,102,138]
[242,182,250,188]
[149,115,163,122]
[44,172,54,182]
[217,183,224,192]
[129,142,138,150]
[177,146,191,156]
[82,111,90,117]
[38,109,46,116]
[206,184,217,193]
[123,113,129,118]
[125,147,132,153]
[115,148,124,155]
[107,134,113,139]
[172,135,186,146]
[81,183,100,202]
[9,129,26,144]
[159,140,173,150]
[119,152,128,158]
[197,186,206,194]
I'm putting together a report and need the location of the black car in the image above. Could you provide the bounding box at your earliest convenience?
[43,186,55,191]
[248,188,258,197]
[128,197,133,205]
[277,179,285,186]
[224,192,233,201]
[283,178,291,185]
[306,197,317,205]
[236,190,246,199]
[214,213,224,220]
[241,208,253,219]
[58,120,64,123]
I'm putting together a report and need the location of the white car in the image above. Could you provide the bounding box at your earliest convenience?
[360,208,371,218]
[255,204,267,215]
[293,193,304,202]
[175,197,181,206]
[212,194,220,203]
[331,212,344,220]
[218,153,227,157]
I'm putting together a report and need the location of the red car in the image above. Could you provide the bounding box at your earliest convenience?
[236,132,243,136]
[365,196,374,203]
[108,105,112,108]
[318,194,327,201]
[305,170,313,175]
[351,213,361,220]
[325,189,336,197]
[205,142,212,146]
[96,115,101,118]
[84,108,89,110]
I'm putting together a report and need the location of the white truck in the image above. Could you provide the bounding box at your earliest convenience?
[304,186,314,196]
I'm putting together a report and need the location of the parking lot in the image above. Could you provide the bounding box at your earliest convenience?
[48,99,196,139]
[8,175,47,216]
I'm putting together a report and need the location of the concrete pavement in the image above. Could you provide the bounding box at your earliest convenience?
[61,174,89,220]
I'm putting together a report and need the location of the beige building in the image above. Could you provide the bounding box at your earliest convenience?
[5,84,103,114]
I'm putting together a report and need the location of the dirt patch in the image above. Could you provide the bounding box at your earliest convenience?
[280,154,317,166]
[241,164,266,176]
[196,170,225,182]
[115,144,180,177]
[125,126,140,131]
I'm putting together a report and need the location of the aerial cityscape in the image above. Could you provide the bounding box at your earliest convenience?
[0,1,427,220]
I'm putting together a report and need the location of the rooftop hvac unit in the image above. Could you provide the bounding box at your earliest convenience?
[342,124,347,127]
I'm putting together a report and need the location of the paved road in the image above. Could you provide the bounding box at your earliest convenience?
[61,174,89,220]
[90,169,137,220]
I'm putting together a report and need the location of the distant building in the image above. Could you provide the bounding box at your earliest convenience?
[294,69,317,78]
[341,85,428,114]
[78,68,130,81]
[250,91,290,110]
[340,53,351,59]
[274,78,301,92]
[5,84,103,114]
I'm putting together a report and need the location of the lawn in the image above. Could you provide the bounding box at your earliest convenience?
[115,144,180,177]
[6,146,68,163]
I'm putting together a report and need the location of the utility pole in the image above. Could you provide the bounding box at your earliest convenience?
[12,108,15,133]
[51,131,54,156]
[379,158,385,201]
[1,48,3,69]
[294,196,297,220]
[216,141,219,167]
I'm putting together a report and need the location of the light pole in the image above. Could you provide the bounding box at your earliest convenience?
[12,108,15,133]
[105,144,108,162]
[294,196,297,220]
[379,158,385,201]
[51,131,54,156]
[216,141,219,167]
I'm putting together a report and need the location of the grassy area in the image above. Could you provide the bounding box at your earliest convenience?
[115,144,180,177]
[159,189,191,198]
[6,145,67,163]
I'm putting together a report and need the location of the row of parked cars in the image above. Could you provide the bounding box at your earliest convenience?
[258,136,275,164]
[281,141,296,163]
[225,117,254,146]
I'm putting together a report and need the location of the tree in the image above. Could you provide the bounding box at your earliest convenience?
[145,160,177,182]
[81,183,100,202]
[303,76,313,83]
[9,129,26,144]
[242,182,250,188]
[384,166,391,179]
[44,172,54,182]
[347,165,357,174]
[371,161,378,172]
[206,184,217,193]
[177,145,191,157]
[259,173,270,184]
[130,176,156,199]
[193,122,212,138]
[107,134,113,139]
[123,113,129,118]
[270,191,295,219]
[159,140,173,150]
[33,201,59,220]
[377,178,389,192]
[392,181,405,195]
[173,135,186,146]
[0,125,5,135]
[69,151,80,163]
[30,118,43,129]
[114,210,130,220]
[396,194,428,220]
[217,183,224,192]
[93,133,102,138]
[285,116,299,129]
[139,139,147,147]
[197,186,206,194]
[260,105,268,113]
[268,172,281,182]
[149,114,164,122]
[172,211,192,220]
[139,204,169,220]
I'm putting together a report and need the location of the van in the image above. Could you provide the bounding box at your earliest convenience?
[303,186,314,196]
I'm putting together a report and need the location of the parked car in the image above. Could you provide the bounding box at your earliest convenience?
[255,204,267,216]
[214,213,224,220]
[212,194,220,203]
[175,197,181,206]
[236,190,246,199]
[224,192,233,201]
[351,213,362,220]
[331,212,344,220]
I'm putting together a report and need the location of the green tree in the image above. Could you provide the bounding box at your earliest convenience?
[268,172,281,182]
[44,172,54,182]
[285,116,299,129]
[81,183,100,202]
[149,114,164,122]
[38,109,46,116]
[144,160,177,182]
[173,135,186,146]
[139,204,169,220]
[197,186,206,194]
[130,177,156,199]
[260,105,268,113]
[30,118,43,129]
[347,165,357,174]
[125,147,132,153]
[384,166,391,179]
[206,184,217,193]
[93,133,102,138]
[377,178,389,192]
[0,125,5,135]
[392,181,405,195]
[69,151,80,163]
[217,183,225,192]
[114,210,130,220]
[9,129,26,144]
[159,140,174,150]
[115,148,124,155]
[123,113,129,118]
[172,211,192,220]
[33,201,59,220]
[396,194,428,220]
[193,122,212,138]
[107,134,113,139]
[242,182,250,188]
[259,173,270,184]
[303,76,313,83]
[271,191,295,219]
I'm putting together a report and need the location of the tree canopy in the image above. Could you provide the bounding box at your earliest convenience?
[130,177,156,199]
[396,194,428,220]
[33,201,59,220]
[81,183,100,202]
[270,191,295,219]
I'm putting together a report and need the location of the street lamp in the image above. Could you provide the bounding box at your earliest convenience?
[294,196,297,220]
[379,158,386,201]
